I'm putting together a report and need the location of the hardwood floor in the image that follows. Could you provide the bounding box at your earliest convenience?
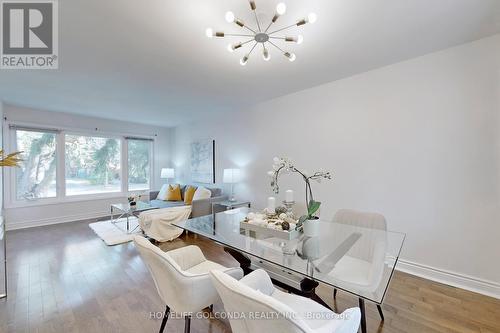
[1,220,499,333]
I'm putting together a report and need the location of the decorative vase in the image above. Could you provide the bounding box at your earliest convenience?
[301,236,320,260]
[303,217,320,237]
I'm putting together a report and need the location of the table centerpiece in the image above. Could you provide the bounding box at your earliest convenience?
[267,157,332,236]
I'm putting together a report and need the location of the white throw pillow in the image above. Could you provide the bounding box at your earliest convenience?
[156,184,169,200]
[192,186,211,201]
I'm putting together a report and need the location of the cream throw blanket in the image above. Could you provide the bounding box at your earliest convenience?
[138,206,192,242]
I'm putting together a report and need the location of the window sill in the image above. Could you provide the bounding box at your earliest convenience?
[5,190,151,209]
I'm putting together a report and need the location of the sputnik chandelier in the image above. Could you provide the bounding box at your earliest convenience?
[206,1,317,65]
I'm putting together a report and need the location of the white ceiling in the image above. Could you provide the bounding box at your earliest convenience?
[0,0,499,127]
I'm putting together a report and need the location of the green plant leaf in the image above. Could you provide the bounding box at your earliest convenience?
[297,215,308,227]
[307,200,321,217]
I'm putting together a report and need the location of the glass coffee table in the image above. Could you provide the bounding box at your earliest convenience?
[110,201,158,233]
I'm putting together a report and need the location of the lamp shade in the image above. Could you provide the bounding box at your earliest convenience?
[223,168,241,184]
[161,168,175,179]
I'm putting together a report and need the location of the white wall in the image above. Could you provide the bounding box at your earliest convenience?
[0,101,5,296]
[173,35,500,296]
[3,105,173,230]
[0,101,4,215]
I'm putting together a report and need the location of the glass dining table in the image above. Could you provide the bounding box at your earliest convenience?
[173,207,405,333]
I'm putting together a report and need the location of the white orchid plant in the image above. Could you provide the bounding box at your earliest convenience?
[268,157,332,228]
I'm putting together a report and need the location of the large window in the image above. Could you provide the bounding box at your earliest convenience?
[127,138,152,191]
[15,129,57,200]
[10,126,154,205]
[65,135,121,196]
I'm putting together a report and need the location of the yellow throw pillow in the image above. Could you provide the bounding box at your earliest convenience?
[166,184,182,201]
[184,185,197,205]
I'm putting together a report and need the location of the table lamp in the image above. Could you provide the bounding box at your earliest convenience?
[223,168,241,202]
[161,168,175,184]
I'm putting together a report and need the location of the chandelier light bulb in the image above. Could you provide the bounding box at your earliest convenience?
[307,13,317,24]
[240,55,249,66]
[263,49,271,61]
[285,36,303,44]
[205,28,213,38]
[228,42,242,52]
[225,11,235,23]
[285,52,296,62]
[276,3,287,15]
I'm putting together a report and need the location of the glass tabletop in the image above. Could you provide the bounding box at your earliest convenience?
[214,200,250,207]
[112,201,157,213]
[174,207,405,304]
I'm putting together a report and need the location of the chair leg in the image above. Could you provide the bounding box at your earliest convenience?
[184,316,191,333]
[377,304,385,321]
[333,288,338,299]
[159,306,170,333]
[359,298,366,333]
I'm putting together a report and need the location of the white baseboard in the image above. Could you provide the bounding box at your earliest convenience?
[396,259,500,300]
[6,210,109,231]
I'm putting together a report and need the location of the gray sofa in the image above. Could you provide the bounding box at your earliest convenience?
[149,185,227,218]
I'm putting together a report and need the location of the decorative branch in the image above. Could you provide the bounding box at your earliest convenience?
[268,156,332,225]
[0,149,23,167]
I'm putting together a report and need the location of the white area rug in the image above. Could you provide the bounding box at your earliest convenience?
[89,218,142,246]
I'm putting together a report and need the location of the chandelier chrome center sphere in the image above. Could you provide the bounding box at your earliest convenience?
[206,1,317,66]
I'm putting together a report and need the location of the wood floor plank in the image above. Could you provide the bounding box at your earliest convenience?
[0,220,498,333]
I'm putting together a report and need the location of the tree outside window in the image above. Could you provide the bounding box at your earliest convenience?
[128,139,152,191]
[16,130,57,200]
[65,135,121,196]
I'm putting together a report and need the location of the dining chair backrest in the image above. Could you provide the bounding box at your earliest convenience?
[211,269,360,333]
[211,269,313,333]
[333,209,387,231]
[331,209,387,285]
[133,236,195,311]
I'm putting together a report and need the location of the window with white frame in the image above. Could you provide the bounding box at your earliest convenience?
[65,134,122,196]
[127,138,153,191]
[9,125,154,205]
[15,129,58,200]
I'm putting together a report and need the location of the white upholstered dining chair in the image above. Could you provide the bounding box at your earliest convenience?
[211,269,361,333]
[330,209,388,325]
[133,236,243,333]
